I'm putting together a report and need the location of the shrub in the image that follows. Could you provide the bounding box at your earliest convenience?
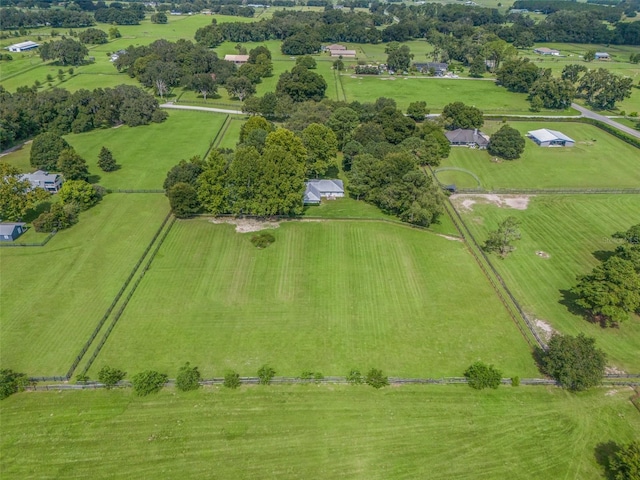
[223,371,241,389]
[0,369,29,400]
[511,376,520,387]
[300,370,314,381]
[97,146,118,172]
[33,202,80,233]
[75,373,89,384]
[464,361,502,390]
[250,232,275,248]
[176,362,201,392]
[313,372,324,383]
[131,370,168,396]
[257,364,275,385]
[365,368,389,389]
[346,369,363,385]
[97,366,126,389]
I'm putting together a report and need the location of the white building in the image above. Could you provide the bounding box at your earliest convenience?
[224,54,250,65]
[527,129,575,147]
[304,179,345,205]
[7,41,39,52]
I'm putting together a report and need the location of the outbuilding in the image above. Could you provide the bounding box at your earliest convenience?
[330,50,356,58]
[595,52,610,60]
[7,41,39,53]
[534,47,560,56]
[0,222,27,241]
[527,128,575,147]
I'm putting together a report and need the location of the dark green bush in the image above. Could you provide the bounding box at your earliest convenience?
[365,368,389,389]
[257,365,275,385]
[464,361,502,390]
[131,370,168,396]
[251,232,276,248]
[223,371,241,389]
[346,369,363,385]
[97,366,126,389]
[176,362,201,392]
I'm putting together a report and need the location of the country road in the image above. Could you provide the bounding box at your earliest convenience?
[160,102,244,115]
[571,103,640,139]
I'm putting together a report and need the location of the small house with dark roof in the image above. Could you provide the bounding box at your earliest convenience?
[445,129,490,149]
[534,47,560,56]
[0,222,27,241]
[414,62,449,76]
[304,179,344,205]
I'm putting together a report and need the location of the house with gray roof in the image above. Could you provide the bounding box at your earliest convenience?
[414,62,449,76]
[304,179,345,205]
[445,128,490,149]
[527,129,575,147]
[20,170,63,192]
[0,222,27,241]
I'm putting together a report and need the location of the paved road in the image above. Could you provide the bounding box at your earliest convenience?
[160,103,244,115]
[572,103,640,139]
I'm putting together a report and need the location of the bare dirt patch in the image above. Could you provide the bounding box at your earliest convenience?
[605,389,618,396]
[534,319,557,342]
[451,194,532,212]
[535,250,551,259]
[436,233,463,242]
[605,366,627,375]
[209,218,280,233]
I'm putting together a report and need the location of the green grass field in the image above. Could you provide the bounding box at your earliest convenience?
[2,386,639,479]
[339,75,573,114]
[439,121,640,190]
[89,218,535,378]
[0,194,169,376]
[454,194,640,372]
[65,110,226,189]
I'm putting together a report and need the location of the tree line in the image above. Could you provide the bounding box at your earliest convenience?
[0,84,166,150]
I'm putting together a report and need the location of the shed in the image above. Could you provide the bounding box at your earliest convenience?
[595,52,610,60]
[0,222,27,241]
[330,50,356,58]
[527,129,575,147]
[325,44,346,51]
[7,41,39,53]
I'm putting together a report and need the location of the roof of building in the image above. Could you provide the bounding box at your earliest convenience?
[445,128,490,146]
[7,41,39,50]
[0,222,26,235]
[20,170,61,183]
[534,47,560,54]
[326,44,346,50]
[331,50,357,56]
[595,52,610,56]
[224,54,249,62]
[308,179,344,193]
[528,128,575,143]
[414,62,449,70]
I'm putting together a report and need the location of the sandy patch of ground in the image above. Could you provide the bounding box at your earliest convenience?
[605,389,618,396]
[451,194,532,212]
[209,218,280,233]
[535,250,551,259]
[605,366,627,375]
[534,319,557,342]
[436,233,463,242]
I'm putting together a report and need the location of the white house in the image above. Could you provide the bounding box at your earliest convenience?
[224,54,250,65]
[527,129,575,147]
[20,170,64,192]
[534,47,560,56]
[7,41,39,52]
[304,179,345,205]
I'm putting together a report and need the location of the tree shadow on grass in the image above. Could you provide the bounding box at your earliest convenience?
[594,441,620,480]
[559,288,586,317]
[592,250,616,263]
[88,174,101,184]
[22,201,52,223]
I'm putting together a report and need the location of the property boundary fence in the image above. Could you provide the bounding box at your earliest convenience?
[106,189,165,194]
[78,215,177,377]
[21,374,640,391]
[454,188,640,195]
[0,230,57,248]
[65,212,173,380]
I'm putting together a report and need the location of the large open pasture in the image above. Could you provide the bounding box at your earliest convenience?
[2,386,639,479]
[339,75,572,114]
[454,194,640,372]
[89,218,536,378]
[438,121,640,190]
[67,110,225,189]
[0,194,169,376]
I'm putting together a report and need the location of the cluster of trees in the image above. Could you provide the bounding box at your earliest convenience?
[571,224,640,327]
[536,333,607,391]
[0,8,95,30]
[165,121,330,217]
[598,440,640,480]
[39,38,88,66]
[0,85,166,150]
[275,63,326,102]
[495,58,633,111]
[0,162,49,222]
[78,27,108,44]
[114,39,239,99]
[94,4,146,25]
